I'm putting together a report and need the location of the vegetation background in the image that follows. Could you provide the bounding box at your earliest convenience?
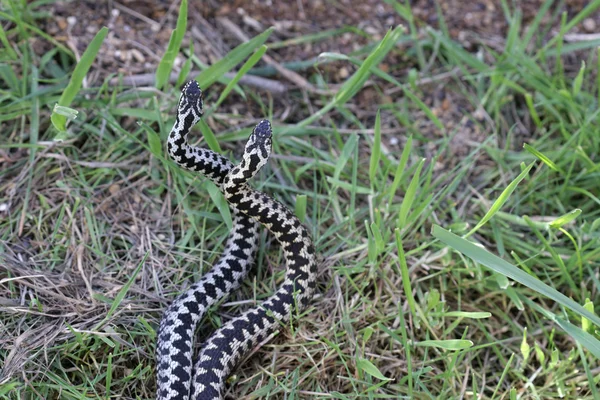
[1,0,599,398]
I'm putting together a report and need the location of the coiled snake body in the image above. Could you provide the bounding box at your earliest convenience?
[157,81,317,400]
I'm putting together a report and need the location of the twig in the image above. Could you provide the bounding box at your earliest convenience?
[217,17,334,95]
[562,32,600,42]
[190,10,230,57]
[109,70,288,94]
[113,2,161,31]
[40,153,144,169]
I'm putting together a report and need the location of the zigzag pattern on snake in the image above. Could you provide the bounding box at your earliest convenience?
[156,81,260,400]
[157,80,317,400]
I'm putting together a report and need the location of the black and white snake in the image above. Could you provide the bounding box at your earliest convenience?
[156,81,317,400]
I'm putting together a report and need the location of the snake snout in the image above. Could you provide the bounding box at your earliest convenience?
[185,80,202,102]
[254,120,272,139]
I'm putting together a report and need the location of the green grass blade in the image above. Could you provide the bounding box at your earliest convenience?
[403,88,445,133]
[155,0,187,90]
[50,26,108,132]
[295,194,307,223]
[206,182,232,231]
[283,26,404,131]
[139,122,162,157]
[0,63,19,93]
[0,22,17,59]
[523,144,562,173]
[522,296,600,359]
[524,93,543,129]
[440,311,492,319]
[333,134,358,181]
[195,28,274,90]
[429,28,488,71]
[177,41,195,88]
[522,0,554,47]
[387,135,413,207]
[414,339,474,350]
[398,158,425,228]
[582,298,595,333]
[0,382,19,396]
[198,119,222,154]
[465,161,535,237]
[369,109,381,184]
[572,61,585,96]
[548,209,581,229]
[356,358,392,381]
[93,253,147,330]
[106,352,113,398]
[213,45,267,109]
[395,229,416,319]
[542,0,600,52]
[334,26,404,106]
[432,225,600,329]
[491,354,515,400]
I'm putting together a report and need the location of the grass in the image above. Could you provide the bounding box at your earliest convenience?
[1,0,600,399]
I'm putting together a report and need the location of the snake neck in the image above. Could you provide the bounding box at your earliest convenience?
[167,112,232,187]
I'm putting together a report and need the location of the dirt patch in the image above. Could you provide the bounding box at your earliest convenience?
[39,1,598,81]
[34,0,597,162]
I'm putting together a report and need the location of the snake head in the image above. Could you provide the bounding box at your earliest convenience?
[254,119,272,141]
[178,80,204,118]
[246,119,272,159]
[227,120,272,184]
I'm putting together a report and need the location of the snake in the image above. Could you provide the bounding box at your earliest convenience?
[156,80,317,400]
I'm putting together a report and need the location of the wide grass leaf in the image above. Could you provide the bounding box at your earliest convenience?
[369,109,381,183]
[549,209,581,229]
[51,27,108,132]
[415,339,474,350]
[356,358,392,381]
[0,22,17,59]
[398,158,425,227]
[295,194,307,223]
[465,161,535,237]
[432,225,600,330]
[334,26,404,106]
[523,297,600,359]
[155,0,187,90]
[196,28,274,90]
[198,119,222,154]
[523,144,562,173]
[206,182,232,231]
[213,45,268,108]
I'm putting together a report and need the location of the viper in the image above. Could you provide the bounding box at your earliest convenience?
[156,81,317,399]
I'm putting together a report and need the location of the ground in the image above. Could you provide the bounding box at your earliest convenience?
[1,1,600,399]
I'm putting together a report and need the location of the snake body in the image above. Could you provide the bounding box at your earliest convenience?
[157,81,317,400]
[156,82,260,399]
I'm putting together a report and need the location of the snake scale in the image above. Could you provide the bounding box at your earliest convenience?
[156,80,317,400]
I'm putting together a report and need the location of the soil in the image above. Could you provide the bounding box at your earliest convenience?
[40,0,598,79]
[35,0,598,168]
